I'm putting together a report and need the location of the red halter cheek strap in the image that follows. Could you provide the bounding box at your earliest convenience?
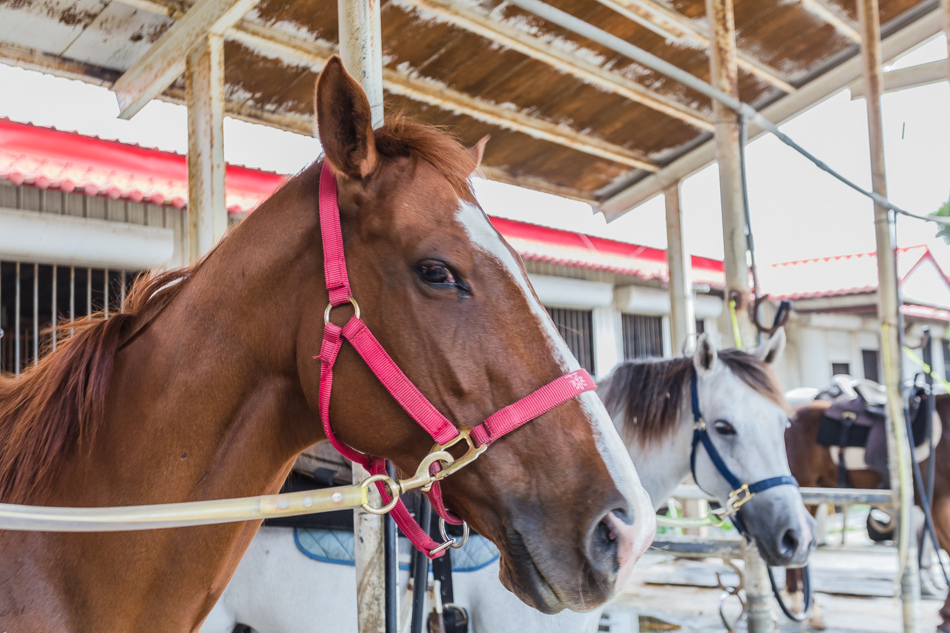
[317,162,596,558]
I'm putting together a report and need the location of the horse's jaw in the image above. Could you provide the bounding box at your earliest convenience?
[623,416,694,512]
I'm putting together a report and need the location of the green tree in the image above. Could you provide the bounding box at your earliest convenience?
[933,196,950,244]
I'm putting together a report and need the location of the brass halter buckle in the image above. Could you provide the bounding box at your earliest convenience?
[723,483,755,517]
[359,450,456,515]
[426,427,487,490]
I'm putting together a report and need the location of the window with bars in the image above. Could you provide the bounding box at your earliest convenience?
[545,307,595,374]
[0,261,136,374]
[622,314,664,360]
[862,349,880,384]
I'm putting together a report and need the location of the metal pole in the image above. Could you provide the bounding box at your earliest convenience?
[664,182,695,353]
[338,2,387,631]
[706,0,754,348]
[185,32,227,263]
[743,541,775,633]
[103,268,109,319]
[32,263,38,365]
[857,0,920,630]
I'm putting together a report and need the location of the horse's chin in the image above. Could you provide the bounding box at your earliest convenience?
[497,548,568,615]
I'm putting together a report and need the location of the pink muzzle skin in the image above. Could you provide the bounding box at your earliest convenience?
[316,162,597,558]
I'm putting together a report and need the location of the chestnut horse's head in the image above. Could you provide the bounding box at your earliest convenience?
[298,57,653,612]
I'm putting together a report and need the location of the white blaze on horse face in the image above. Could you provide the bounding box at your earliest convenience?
[454,201,655,567]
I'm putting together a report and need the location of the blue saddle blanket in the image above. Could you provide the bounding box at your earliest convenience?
[294,528,499,572]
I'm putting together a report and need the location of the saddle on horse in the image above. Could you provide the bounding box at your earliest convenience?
[815,375,935,486]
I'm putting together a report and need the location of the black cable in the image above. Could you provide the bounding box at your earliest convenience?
[384,461,398,633]
[767,563,812,622]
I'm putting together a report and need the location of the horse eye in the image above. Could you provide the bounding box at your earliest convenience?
[417,261,456,285]
[714,420,737,436]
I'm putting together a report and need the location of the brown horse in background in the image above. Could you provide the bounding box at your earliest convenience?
[0,57,653,632]
[785,394,950,631]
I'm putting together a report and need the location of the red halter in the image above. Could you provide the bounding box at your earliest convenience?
[317,163,596,558]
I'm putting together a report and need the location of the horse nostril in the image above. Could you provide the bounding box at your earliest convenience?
[593,517,616,553]
[781,528,801,555]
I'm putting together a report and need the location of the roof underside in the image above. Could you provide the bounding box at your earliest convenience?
[0,0,938,206]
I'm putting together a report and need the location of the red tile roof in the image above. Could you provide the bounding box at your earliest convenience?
[757,245,936,300]
[0,118,285,213]
[0,118,726,286]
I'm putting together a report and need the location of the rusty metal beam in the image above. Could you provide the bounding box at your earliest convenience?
[185,32,227,261]
[112,0,261,119]
[398,0,713,131]
[596,0,796,93]
[802,0,862,43]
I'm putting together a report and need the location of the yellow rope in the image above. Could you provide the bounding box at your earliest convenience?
[902,346,950,393]
[728,300,742,348]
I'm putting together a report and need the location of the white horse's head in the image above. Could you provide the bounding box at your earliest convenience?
[691,329,816,566]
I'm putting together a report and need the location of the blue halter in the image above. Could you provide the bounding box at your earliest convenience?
[688,367,798,535]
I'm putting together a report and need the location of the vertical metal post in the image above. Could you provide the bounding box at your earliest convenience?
[86,267,92,317]
[339,1,387,630]
[742,541,775,633]
[69,267,75,331]
[857,0,920,630]
[186,33,227,263]
[664,182,695,353]
[14,261,20,375]
[51,264,57,351]
[705,0,754,348]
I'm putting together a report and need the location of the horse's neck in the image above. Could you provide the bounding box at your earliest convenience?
[622,370,694,512]
[38,167,326,628]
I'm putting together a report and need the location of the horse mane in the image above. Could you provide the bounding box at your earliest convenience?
[0,266,197,504]
[599,350,788,447]
[372,116,476,199]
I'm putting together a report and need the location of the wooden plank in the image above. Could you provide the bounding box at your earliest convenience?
[185,33,227,262]
[664,182,694,353]
[112,0,260,119]
[802,0,862,43]
[401,0,713,131]
[850,59,948,98]
[597,0,796,93]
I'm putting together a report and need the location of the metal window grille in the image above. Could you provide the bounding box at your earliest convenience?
[862,349,880,384]
[832,362,851,377]
[545,307,594,374]
[0,261,135,375]
[622,314,664,360]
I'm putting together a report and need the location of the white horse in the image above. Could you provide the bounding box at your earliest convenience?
[202,331,815,632]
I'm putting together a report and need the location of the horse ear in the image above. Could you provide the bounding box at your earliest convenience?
[693,333,718,377]
[755,327,786,366]
[315,56,379,180]
[468,135,489,173]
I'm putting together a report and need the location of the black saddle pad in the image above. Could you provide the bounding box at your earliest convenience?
[816,392,933,451]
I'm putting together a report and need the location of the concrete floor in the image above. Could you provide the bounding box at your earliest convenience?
[608,524,946,633]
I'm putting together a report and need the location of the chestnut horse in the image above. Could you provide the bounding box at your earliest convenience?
[0,57,653,631]
[785,393,950,631]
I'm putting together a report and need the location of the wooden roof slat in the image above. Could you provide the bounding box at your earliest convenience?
[801,0,863,43]
[397,0,715,131]
[594,0,797,93]
[114,0,657,170]
[112,0,261,119]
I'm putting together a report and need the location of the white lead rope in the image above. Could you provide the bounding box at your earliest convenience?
[0,451,458,532]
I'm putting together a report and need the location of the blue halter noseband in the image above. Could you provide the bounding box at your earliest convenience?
[688,367,798,535]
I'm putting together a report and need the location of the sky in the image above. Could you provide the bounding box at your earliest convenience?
[0,34,948,269]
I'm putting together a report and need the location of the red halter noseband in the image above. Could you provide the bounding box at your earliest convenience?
[317,163,596,558]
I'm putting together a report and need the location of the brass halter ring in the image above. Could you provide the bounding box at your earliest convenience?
[324,296,361,326]
[358,450,457,515]
[430,517,470,555]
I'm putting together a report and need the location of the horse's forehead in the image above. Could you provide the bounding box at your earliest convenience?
[704,368,784,428]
